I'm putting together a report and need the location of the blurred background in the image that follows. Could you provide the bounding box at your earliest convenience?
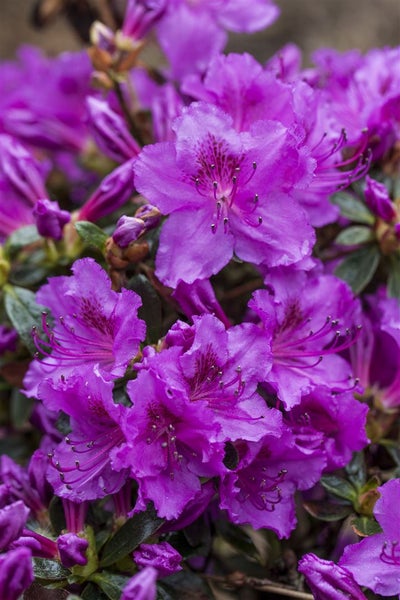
[0,0,399,62]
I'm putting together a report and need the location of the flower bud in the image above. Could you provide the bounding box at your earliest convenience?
[298,553,368,599]
[133,541,182,577]
[0,547,34,600]
[86,98,140,163]
[33,198,70,240]
[121,566,157,600]
[0,501,29,551]
[57,532,89,568]
[364,176,396,222]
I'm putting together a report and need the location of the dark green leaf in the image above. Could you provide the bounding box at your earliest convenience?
[159,571,214,600]
[4,285,45,354]
[49,496,67,535]
[33,558,70,581]
[216,519,261,561]
[334,245,380,294]
[303,500,353,522]
[10,264,48,287]
[331,192,375,224]
[335,226,374,246]
[7,225,41,253]
[320,475,357,502]
[351,516,382,537]
[387,253,400,298]
[10,388,33,428]
[127,274,162,344]
[345,452,367,488]
[75,221,108,252]
[100,504,163,567]
[81,583,108,600]
[89,573,130,600]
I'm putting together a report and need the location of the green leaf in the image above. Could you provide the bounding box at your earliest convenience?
[10,388,33,428]
[345,452,367,488]
[320,475,357,502]
[100,504,163,568]
[24,583,70,599]
[334,245,380,294]
[159,571,214,600]
[6,225,41,253]
[351,516,383,537]
[223,441,239,470]
[387,253,400,298]
[89,573,130,600]
[216,520,262,561]
[4,285,45,354]
[33,558,70,582]
[81,583,108,600]
[335,226,374,246]
[303,500,353,522]
[127,274,162,344]
[75,221,108,252]
[49,496,67,535]
[331,192,375,224]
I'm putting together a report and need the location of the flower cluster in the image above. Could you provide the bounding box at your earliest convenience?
[0,1,399,599]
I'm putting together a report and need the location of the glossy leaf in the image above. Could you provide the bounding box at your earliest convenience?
[6,225,41,253]
[351,516,383,537]
[89,573,130,600]
[334,245,380,294]
[99,504,163,568]
[331,192,375,224]
[127,274,162,344]
[303,500,353,522]
[75,221,108,252]
[33,558,70,581]
[320,475,357,502]
[387,253,400,298]
[335,226,374,246]
[4,285,45,354]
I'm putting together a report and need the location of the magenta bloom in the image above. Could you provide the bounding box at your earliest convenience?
[121,566,157,600]
[0,547,34,600]
[114,368,226,520]
[156,0,279,79]
[135,102,314,287]
[339,479,400,597]
[287,387,368,471]
[133,541,182,577]
[41,374,128,502]
[249,266,360,408]
[219,429,325,538]
[298,553,368,600]
[25,258,145,395]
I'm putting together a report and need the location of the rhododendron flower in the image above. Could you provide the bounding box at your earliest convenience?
[135,102,314,287]
[25,258,145,395]
[339,479,400,596]
[249,266,360,408]
[298,553,368,600]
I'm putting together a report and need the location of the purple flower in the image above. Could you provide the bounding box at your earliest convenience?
[114,367,226,519]
[25,257,145,395]
[0,501,29,551]
[287,387,368,471]
[86,97,140,163]
[77,158,136,222]
[121,566,157,600]
[249,266,360,408]
[298,553,368,600]
[155,0,279,80]
[134,102,314,287]
[0,455,45,517]
[57,532,89,568]
[40,374,128,502]
[0,547,34,600]
[339,479,400,596]
[121,0,167,42]
[172,279,230,327]
[219,429,325,538]
[33,198,70,240]
[133,541,182,577]
[0,326,17,354]
[0,46,91,153]
[364,175,396,221]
